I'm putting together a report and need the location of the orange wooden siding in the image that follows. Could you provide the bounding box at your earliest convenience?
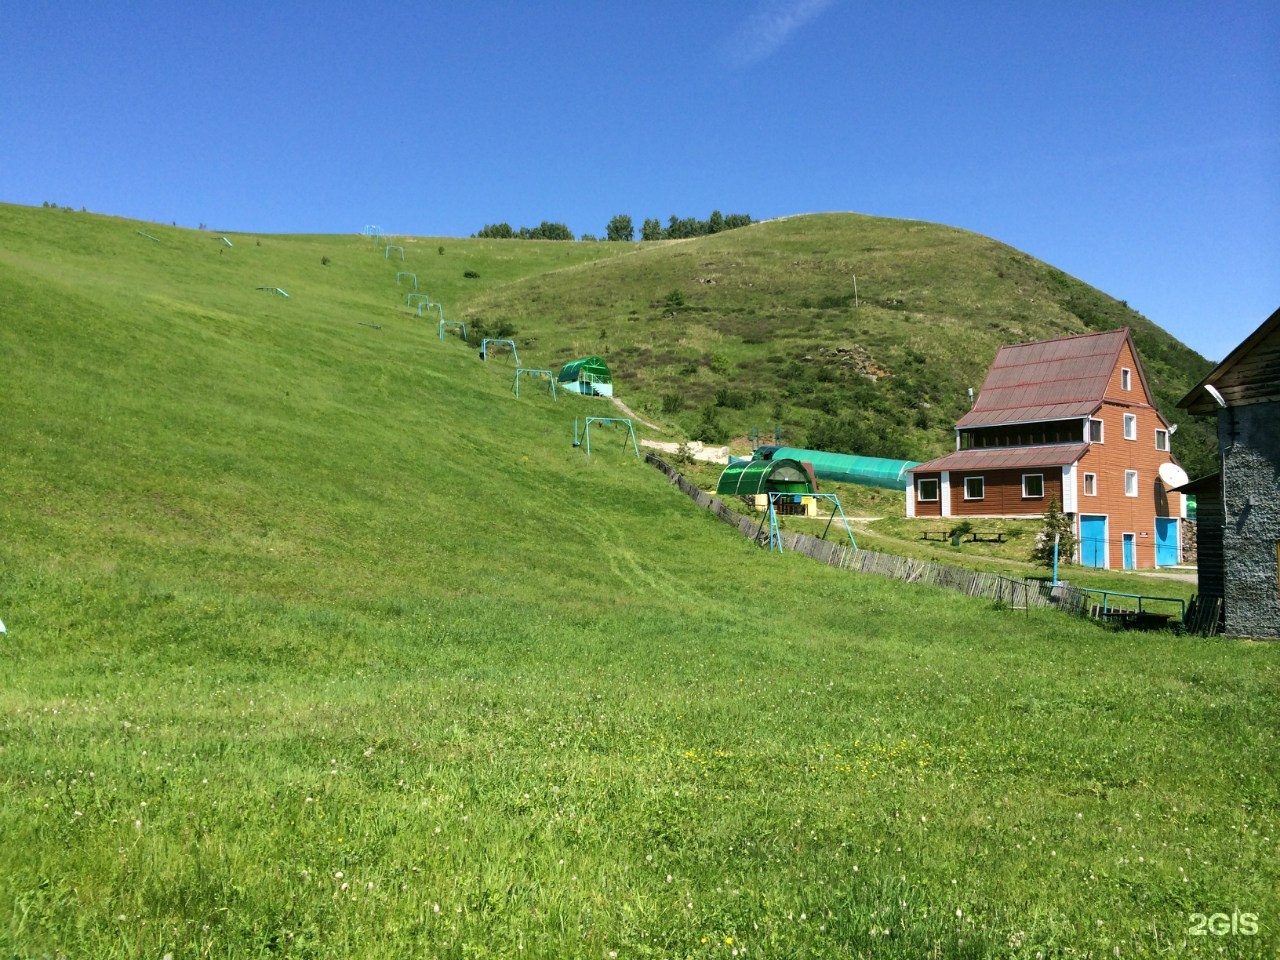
[950,468,1063,517]
[913,473,943,517]
[1076,399,1183,568]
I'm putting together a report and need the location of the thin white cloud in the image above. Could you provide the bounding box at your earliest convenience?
[721,0,837,67]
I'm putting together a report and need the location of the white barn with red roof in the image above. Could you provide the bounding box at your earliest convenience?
[907,328,1186,570]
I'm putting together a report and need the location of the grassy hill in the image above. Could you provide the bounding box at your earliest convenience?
[1,203,1275,958]
[459,213,1218,476]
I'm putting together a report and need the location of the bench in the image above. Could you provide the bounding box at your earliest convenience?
[967,531,1006,543]
[920,529,950,541]
[1101,610,1174,631]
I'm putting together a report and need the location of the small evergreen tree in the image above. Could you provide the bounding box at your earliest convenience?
[1032,496,1076,566]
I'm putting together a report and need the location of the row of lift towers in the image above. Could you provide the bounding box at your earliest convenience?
[371,223,895,556]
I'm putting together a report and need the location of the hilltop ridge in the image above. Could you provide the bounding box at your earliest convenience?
[459,212,1216,476]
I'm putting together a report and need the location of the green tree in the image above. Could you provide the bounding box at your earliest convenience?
[708,209,724,234]
[531,221,574,241]
[606,214,634,242]
[640,218,663,241]
[1031,497,1076,567]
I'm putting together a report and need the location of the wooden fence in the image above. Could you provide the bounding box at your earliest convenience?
[646,453,1121,622]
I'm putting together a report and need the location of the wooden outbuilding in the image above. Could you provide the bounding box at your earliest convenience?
[1177,306,1280,638]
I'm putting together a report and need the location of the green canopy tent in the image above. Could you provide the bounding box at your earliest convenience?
[557,356,613,397]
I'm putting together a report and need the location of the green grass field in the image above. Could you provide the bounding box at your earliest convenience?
[1,204,1275,958]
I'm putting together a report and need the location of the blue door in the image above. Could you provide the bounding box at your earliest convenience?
[1080,515,1107,568]
[1155,518,1178,566]
[1122,533,1136,570]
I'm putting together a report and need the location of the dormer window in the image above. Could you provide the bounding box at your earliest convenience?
[1121,367,1132,391]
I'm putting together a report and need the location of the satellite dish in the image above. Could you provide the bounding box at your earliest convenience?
[1159,462,1190,489]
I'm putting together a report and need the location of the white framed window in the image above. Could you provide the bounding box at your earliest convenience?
[1083,473,1097,496]
[1155,428,1169,451]
[1022,473,1044,498]
[1123,413,1137,440]
[1088,418,1104,443]
[1125,470,1138,497]
[916,478,939,502]
[1121,367,1132,391]
[964,476,985,500]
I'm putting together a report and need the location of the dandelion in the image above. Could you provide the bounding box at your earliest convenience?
[334,871,344,880]
[432,903,441,914]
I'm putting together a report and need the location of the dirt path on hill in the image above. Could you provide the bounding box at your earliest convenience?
[609,395,662,430]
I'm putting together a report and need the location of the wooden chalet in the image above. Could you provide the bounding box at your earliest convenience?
[907,328,1186,570]
[1177,306,1280,638]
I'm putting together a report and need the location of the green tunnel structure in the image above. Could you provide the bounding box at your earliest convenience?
[755,446,920,491]
[716,458,816,497]
[557,356,613,397]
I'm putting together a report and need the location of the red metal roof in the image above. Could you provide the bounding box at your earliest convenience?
[956,329,1130,428]
[909,443,1088,474]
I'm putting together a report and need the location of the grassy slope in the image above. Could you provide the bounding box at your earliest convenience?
[1,204,1275,958]
[458,213,1218,477]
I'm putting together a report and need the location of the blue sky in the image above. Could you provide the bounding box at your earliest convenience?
[3,1,1276,361]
